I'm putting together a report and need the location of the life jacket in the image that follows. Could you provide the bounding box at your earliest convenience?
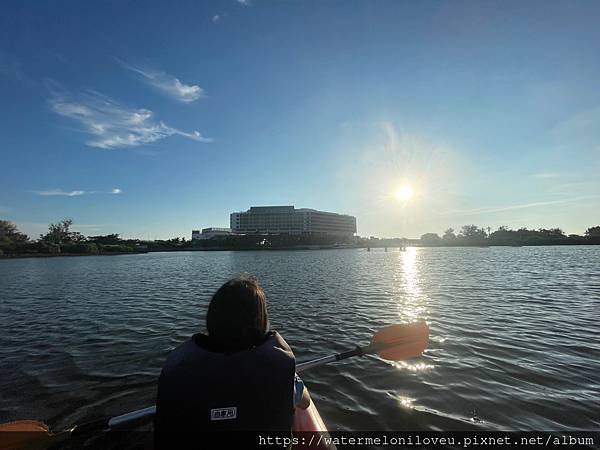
[155,331,296,434]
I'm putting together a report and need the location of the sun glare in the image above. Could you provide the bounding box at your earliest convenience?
[395,185,414,201]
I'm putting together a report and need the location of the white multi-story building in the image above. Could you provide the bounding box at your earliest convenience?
[229,206,356,237]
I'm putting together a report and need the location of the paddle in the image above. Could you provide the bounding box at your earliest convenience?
[296,321,428,372]
[0,321,428,449]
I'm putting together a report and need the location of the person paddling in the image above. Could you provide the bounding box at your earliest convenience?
[154,276,310,444]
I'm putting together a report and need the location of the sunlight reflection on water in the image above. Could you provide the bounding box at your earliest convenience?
[393,360,435,373]
[396,247,428,322]
[390,248,434,375]
[390,393,416,409]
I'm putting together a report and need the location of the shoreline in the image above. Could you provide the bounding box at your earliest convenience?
[0,251,148,260]
[2,242,600,259]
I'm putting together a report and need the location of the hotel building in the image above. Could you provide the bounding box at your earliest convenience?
[230,206,356,237]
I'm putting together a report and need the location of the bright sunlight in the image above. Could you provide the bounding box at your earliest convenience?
[395,185,414,202]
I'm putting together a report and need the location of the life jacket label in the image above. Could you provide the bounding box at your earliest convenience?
[210,407,237,421]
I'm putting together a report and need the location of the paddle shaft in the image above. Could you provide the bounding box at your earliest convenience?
[296,345,368,372]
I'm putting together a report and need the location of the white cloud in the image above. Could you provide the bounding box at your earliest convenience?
[34,189,86,197]
[212,15,220,23]
[49,90,212,149]
[123,64,205,103]
[236,0,250,5]
[33,188,123,196]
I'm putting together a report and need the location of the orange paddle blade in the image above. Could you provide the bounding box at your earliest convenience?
[0,421,49,433]
[369,321,429,360]
[0,420,53,450]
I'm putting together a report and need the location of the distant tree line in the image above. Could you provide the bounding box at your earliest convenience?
[2,219,600,257]
[147,232,356,251]
[418,225,600,247]
[0,219,146,256]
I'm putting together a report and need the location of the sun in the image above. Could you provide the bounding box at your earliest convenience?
[395,185,414,201]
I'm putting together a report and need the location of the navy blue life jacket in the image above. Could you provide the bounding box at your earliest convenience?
[155,331,296,435]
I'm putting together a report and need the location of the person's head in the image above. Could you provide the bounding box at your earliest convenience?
[206,276,269,350]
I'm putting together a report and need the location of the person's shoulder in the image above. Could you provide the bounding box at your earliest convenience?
[270,330,291,345]
[266,330,287,346]
[161,335,200,374]
[263,330,296,360]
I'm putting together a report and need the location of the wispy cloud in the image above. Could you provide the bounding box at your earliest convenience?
[0,53,38,89]
[122,63,205,103]
[0,58,25,81]
[32,188,123,196]
[236,0,251,5]
[552,106,600,136]
[212,15,220,23]
[443,196,598,217]
[548,180,599,196]
[49,90,212,149]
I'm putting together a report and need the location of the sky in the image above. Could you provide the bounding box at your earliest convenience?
[1,0,599,240]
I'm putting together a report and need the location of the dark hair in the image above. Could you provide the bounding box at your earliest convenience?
[206,276,269,350]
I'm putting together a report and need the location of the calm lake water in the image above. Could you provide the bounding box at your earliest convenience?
[1,247,599,431]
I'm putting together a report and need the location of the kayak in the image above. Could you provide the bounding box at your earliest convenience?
[293,390,335,450]
[0,397,330,450]
[293,401,327,432]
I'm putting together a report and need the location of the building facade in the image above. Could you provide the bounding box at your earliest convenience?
[230,206,356,236]
[191,227,233,240]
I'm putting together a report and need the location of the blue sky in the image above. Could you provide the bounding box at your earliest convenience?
[1,0,599,239]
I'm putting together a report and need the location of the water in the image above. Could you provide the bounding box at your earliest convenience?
[1,247,599,431]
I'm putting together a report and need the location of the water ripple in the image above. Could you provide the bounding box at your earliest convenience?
[1,246,599,431]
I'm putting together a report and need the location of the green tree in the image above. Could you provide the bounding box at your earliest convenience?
[537,228,565,238]
[420,233,441,244]
[459,224,487,240]
[88,234,122,245]
[0,220,29,252]
[41,219,73,246]
[585,226,600,237]
[40,219,86,252]
[488,226,519,245]
[489,226,511,237]
[442,228,456,241]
